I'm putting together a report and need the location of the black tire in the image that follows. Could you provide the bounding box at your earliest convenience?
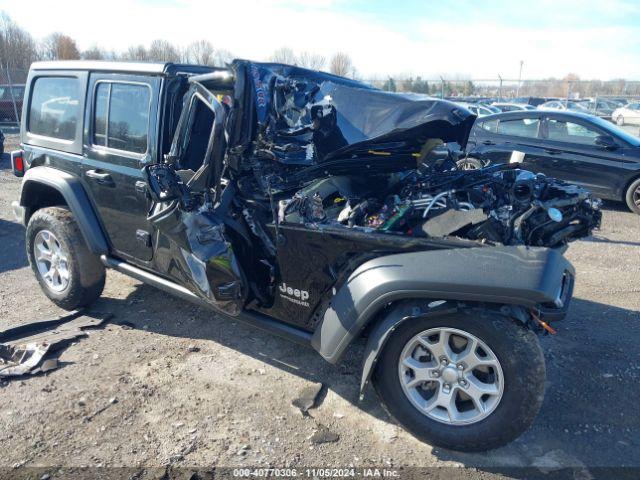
[624,177,640,215]
[26,207,106,310]
[456,157,483,170]
[372,309,545,452]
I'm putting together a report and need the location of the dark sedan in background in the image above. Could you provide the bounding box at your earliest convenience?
[464,110,640,214]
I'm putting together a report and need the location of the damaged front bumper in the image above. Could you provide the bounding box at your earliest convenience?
[536,270,575,323]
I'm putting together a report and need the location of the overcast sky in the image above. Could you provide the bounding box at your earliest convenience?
[2,0,639,80]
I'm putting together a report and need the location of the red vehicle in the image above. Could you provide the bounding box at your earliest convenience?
[0,84,25,122]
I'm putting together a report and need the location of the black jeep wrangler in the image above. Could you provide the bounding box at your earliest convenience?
[11,60,601,451]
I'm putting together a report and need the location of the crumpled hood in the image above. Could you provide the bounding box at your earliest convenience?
[239,61,476,164]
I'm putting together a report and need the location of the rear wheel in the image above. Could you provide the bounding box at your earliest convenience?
[26,207,106,310]
[372,309,545,451]
[625,178,640,215]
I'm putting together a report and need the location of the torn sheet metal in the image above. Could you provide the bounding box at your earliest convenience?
[0,312,112,378]
[0,343,50,377]
[240,61,476,164]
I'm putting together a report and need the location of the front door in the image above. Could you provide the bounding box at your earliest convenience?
[82,74,160,262]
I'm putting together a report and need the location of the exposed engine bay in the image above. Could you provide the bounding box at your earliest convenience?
[222,61,602,249]
[260,162,601,248]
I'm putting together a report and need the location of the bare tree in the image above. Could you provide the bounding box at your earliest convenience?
[148,39,181,63]
[298,51,325,70]
[40,33,80,60]
[213,49,234,67]
[0,13,39,70]
[122,45,149,61]
[186,40,215,65]
[82,45,105,60]
[329,52,352,77]
[270,47,297,65]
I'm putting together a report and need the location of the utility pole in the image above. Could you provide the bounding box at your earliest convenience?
[440,76,445,99]
[498,74,503,101]
[516,60,524,97]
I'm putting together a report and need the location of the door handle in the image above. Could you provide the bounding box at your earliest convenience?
[544,149,561,155]
[482,140,495,145]
[135,180,148,196]
[85,169,114,185]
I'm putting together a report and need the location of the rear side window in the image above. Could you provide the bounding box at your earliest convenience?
[28,77,80,141]
[547,119,600,145]
[93,82,151,154]
[497,118,540,138]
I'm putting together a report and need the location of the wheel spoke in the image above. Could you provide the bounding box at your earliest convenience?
[457,340,498,370]
[36,243,52,262]
[58,265,70,281]
[420,331,454,362]
[466,375,499,398]
[432,385,461,422]
[402,357,438,387]
[44,267,55,283]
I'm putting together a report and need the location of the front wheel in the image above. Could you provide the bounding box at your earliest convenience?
[26,207,106,310]
[372,309,545,452]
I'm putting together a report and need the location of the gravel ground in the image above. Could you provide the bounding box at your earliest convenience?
[0,134,639,479]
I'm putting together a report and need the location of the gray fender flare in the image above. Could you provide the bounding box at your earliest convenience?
[311,246,574,364]
[359,301,458,396]
[19,166,109,254]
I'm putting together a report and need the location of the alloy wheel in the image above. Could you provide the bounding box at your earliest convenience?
[34,229,70,292]
[398,327,504,425]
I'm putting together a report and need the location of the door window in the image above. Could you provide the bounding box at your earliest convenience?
[547,119,600,145]
[479,119,498,133]
[178,96,215,172]
[93,82,151,154]
[28,77,80,141]
[497,118,540,138]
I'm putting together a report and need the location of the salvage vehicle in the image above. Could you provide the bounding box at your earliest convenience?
[11,60,601,452]
[0,83,25,122]
[466,110,640,214]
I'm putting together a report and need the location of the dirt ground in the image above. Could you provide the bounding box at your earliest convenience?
[1,134,639,479]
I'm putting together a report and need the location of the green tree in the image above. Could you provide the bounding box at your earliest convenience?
[412,76,430,94]
[382,77,396,92]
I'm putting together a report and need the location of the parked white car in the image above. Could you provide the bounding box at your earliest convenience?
[455,102,497,117]
[538,100,591,113]
[491,102,536,112]
[612,102,640,126]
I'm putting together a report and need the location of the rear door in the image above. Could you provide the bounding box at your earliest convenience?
[82,73,161,262]
[538,116,624,196]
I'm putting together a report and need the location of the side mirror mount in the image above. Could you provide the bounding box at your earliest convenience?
[144,164,193,208]
[595,134,618,150]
